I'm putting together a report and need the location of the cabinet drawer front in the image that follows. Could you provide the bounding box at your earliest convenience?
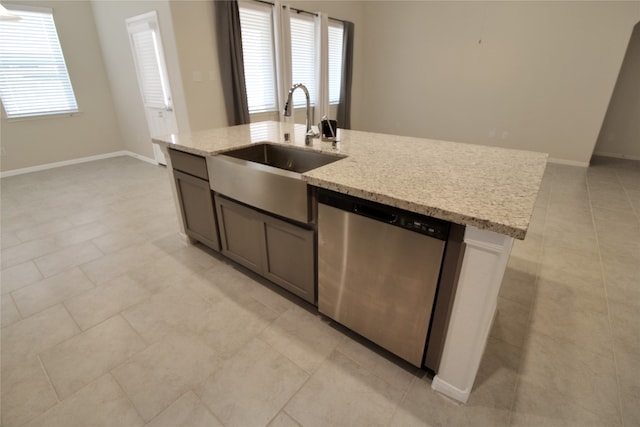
[169,149,208,180]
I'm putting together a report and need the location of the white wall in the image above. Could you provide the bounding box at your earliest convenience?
[594,21,640,160]
[168,0,228,132]
[4,1,632,171]
[358,1,640,164]
[0,0,123,172]
[90,0,191,160]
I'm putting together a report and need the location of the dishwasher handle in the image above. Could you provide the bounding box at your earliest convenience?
[354,203,398,224]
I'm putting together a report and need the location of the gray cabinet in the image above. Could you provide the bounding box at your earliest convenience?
[215,195,315,304]
[262,216,315,303]
[170,150,220,251]
[214,195,263,273]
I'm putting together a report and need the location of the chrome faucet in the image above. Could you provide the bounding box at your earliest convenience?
[283,83,318,143]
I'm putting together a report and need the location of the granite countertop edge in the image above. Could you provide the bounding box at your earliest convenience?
[153,121,548,240]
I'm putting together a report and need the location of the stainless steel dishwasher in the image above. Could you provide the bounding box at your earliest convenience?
[318,189,449,367]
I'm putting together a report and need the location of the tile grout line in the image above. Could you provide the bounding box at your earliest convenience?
[60,301,84,333]
[37,353,62,404]
[10,219,76,248]
[252,308,317,375]
[108,371,148,425]
[505,172,550,426]
[260,325,417,427]
[164,389,228,427]
[9,284,38,320]
[33,306,111,368]
[537,168,627,423]
[386,371,420,426]
[9,265,98,321]
[329,342,419,425]
[96,312,159,421]
[118,310,153,348]
[34,309,145,397]
[192,390,228,427]
[12,355,63,427]
[587,168,626,427]
[8,291,23,324]
[255,334,318,425]
[281,409,304,427]
[616,170,640,225]
[193,330,312,427]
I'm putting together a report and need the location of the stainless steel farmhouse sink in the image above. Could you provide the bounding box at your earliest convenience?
[221,143,343,173]
[207,143,346,223]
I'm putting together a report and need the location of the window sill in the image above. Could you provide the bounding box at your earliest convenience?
[2,111,84,122]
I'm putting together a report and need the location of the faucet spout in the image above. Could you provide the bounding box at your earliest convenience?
[284,83,317,141]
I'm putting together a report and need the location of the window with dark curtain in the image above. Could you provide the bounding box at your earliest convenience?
[337,21,354,129]
[214,0,250,125]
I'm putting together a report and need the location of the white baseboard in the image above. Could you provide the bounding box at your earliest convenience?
[0,151,159,178]
[125,151,159,166]
[547,157,589,168]
[592,151,640,161]
[431,375,471,404]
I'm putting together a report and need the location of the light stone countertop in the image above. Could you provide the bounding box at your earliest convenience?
[153,121,548,239]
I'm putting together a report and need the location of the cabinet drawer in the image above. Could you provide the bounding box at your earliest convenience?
[169,149,208,180]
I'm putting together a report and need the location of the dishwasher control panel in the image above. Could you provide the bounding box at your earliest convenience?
[399,217,448,240]
[317,189,450,241]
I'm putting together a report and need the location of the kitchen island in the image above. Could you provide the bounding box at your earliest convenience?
[153,121,547,403]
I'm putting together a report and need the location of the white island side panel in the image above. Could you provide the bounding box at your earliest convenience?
[432,226,514,403]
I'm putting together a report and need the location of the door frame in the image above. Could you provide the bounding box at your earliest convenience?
[126,10,177,165]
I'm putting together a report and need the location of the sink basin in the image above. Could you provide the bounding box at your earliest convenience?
[207,143,346,224]
[221,143,344,173]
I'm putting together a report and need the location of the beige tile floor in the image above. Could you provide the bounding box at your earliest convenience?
[1,155,638,427]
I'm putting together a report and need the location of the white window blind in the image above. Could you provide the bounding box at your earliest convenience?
[289,14,316,108]
[239,3,277,113]
[328,21,344,105]
[130,28,168,109]
[0,7,78,118]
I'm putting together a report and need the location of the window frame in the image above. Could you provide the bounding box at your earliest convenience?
[237,2,347,118]
[289,12,317,109]
[327,20,344,106]
[238,1,278,114]
[0,5,79,120]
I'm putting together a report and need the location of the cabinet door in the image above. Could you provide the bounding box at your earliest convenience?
[262,215,315,304]
[174,170,220,251]
[215,195,263,274]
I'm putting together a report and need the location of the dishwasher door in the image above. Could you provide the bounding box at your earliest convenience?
[318,202,446,367]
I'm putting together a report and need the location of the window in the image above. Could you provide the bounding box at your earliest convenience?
[129,27,170,109]
[0,6,78,118]
[238,3,345,115]
[289,14,316,108]
[239,3,277,114]
[328,21,344,105]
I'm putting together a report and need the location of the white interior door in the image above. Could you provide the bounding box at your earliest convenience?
[126,11,177,165]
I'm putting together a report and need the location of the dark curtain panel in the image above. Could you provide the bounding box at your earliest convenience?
[214,0,250,125]
[336,21,354,129]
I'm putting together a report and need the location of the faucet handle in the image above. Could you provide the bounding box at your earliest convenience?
[306,127,320,138]
[283,98,292,116]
